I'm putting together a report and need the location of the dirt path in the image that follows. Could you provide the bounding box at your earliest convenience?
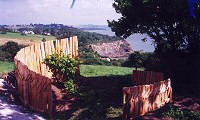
[0,96,45,120]
[0,79,46,120]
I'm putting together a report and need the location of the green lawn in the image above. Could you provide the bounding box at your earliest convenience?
[0,32,55,41]
[53,65,137,119]
[80,65,135,77]
[0,62,136,119]
[0,61,15,74]
[0,61,137,77]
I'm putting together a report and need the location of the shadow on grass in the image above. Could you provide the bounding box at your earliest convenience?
[53,74,133,120]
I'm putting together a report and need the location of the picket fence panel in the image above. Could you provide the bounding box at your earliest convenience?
[14,36,78,117]
[123,71,172,119]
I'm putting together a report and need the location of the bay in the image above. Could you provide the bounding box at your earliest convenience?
[84,28,155,52]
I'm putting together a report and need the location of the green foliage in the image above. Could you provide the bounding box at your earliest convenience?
[21,33,27,36]
[80,49,111,66]
[53,64,134,119]
[80,65,134,77]
[144,52,162,71]
[163,104,200,120]
[111,59,126,66]
[122,51,153,70]
[64,79,76,93]
[71,87,123,120]
[0,27,8,34]
[0,61,15,74]
[106,107,122,118]
[32,24,123,67]
[32,24,122,48]
[42,37,46,42]
[54,27,122,47]
[0,41,25,61]
[128,51,144,69]
[43,51,79,92]
[0,30,6,34]
[109,0,200,95]
[79,47,125,66]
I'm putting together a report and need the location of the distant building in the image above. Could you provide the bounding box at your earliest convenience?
[11,29,19,32]
[46,33,51,36]
[43,32,51,36]
[22,30,34,34]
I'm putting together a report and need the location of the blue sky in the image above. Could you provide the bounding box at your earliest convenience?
[0,0,120,25]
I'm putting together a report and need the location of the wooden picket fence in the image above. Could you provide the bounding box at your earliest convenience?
[123,71,172,119]
[133,70,164,85]
[14,36,78,117]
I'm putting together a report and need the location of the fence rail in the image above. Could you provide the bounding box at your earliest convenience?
[14,36,78,116]
[123,71,172,119]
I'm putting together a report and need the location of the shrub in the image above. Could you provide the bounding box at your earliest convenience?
[0,41,25,60]
[42,38,46,42]
[79,48,111,66]
[111,59,125,66]
[0,30,6,34]
[43,51,79,92]
[21,33,27,36]
[122,52,153,69]
[64,79,76,93]
[144,54,162,71]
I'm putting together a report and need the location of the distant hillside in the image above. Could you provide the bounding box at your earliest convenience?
[91,40,133,58]
[74,25,108,31]
[1,24,123,46]
[1,24,132,60]
[0,32,55,46]
[57,27,122,47]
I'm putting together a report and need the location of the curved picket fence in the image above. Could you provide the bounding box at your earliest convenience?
[123,71,172,119]
[14,36,78,116]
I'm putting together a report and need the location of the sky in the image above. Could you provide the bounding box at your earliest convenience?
[0,0,121,25]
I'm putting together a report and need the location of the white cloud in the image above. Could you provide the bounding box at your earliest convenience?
[0,0,121,25]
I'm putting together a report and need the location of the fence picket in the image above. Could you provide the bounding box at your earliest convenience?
[14,36,78,117]
[124,71,172,119]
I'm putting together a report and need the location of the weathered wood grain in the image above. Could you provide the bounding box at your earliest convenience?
[123,71,172,120]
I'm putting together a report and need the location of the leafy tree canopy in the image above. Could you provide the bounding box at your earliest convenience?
[108,0,200,55]
[108,0,200,95]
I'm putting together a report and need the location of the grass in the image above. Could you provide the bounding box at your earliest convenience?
[0,62,136,119]
[80,65,136,77]
[0,32,56,46]
[163,104,200,120]
[0,61,137,77]
[0,32,55,41]
[53,65,136,119]
[0,61,15,75]
[64,65,137,119]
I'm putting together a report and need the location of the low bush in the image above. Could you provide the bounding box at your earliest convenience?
[43,51,79,92]
[79,48,126,66]
[0,41,25,61]
[122,52,152,68]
